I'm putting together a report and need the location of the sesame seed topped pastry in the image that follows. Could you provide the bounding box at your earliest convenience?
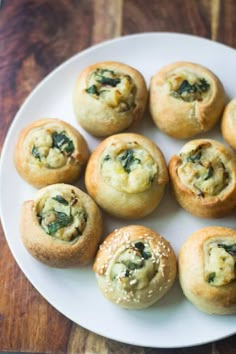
[150,61,226,139]
[85,133,169,219]
[20,184,103,267]
[179,226,236,315]
[93,225,177,309]
[221,98,236,150]
[73,61,148,137]
[169,139,236,218]
[14,118,89,188]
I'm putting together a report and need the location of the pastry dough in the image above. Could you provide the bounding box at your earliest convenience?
[169,139,236,218]
[20,184,103,267]
[179,226,236,315]
[73,61,148,136]
[93,225,177,309]
[221,98,236,150]
[150,61,226,139]
[85,133,169,219]
[14,118,89,188]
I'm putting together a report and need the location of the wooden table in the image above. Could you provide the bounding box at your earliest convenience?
[0,0,235,353]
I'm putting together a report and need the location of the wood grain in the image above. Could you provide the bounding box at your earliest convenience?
[92,0,123,44]
[217,0,236,48]
[0,0,236,353]
[122,0,211,37]
[210,0,220,40]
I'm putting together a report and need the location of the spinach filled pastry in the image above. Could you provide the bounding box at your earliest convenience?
[14,118,89,188]
[221,98,236,150]
[168,139,236,218]
[85,133,169,219]
[150,61,226,139]
[179,226,236,315]
[20,184,103,267]
[93,225,177,309]
[73,61,148,136]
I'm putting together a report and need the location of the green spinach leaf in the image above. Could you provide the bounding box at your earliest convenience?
[96,76,120,87]
[218,243,236,257]
[204,165,214,180]
[134,242,152,260]
[86,85,99,95]
[32,146,41,160]
[52,132,74,155]
[52,195,69,206]
[119,149,141,173]
[208,272,216,283]
[171,78,210,102]
[46,210,72,235]
[187,150,202,163]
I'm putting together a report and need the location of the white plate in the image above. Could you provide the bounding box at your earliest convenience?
[0,33,236,348]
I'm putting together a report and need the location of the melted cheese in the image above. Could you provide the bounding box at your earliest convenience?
[26,125,74,169]
[178,145,229,197]
[167,69,210,102]
[107,241,158,291]
[36,189,87,242]
[101,143,158,193]
[204,239,236,286]
[87,68,136,112]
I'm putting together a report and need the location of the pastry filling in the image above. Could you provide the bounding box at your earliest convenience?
[85,68,136,113]
[107,241,159,291]
[168,71,210,102]
[204,239,236,286]
[101,142,158,193]
[177,144,229,197]
[30,128,75,169]
[36,189,87,242]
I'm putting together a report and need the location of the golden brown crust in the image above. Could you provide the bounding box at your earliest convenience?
[221,98,236,150]
[179,226,236,315]
[168,139,236,218]
[14,118,89,188]
[93,225,177,309]
[20,184,103,267]
[85,133,169,219]
[150,61,226,139]
[73,61,148,137]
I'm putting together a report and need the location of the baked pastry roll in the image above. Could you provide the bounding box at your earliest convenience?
[169,139,236,218]
[94,225,177,309]
[150,61,226,139]
[221,98,236,150]
[73,61,148,136]
[179,226,236,315]
[85,133,169,219]
[20,184,103,267]
[14,118,89,188]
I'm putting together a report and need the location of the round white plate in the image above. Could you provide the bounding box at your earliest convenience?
[0,33,236,348]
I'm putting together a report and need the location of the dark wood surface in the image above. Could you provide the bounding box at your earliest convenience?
[0,0,235,353]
